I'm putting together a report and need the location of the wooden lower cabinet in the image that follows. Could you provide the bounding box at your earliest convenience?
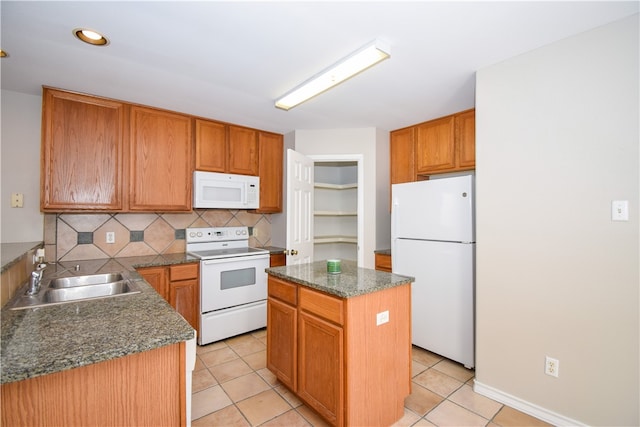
[138,263,199,333]
[374,252,392,272]
[266,275,411,427]
[1,342,186,426]
[269,252,286,267]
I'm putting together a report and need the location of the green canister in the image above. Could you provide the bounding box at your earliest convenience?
[327,259,341,274]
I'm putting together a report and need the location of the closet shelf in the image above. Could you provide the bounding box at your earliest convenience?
[314,235,358,244]
[314,182,357,190]
[314,210,357,216]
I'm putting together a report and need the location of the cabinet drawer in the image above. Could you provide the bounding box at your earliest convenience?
[299,287,344,326]
[268,276,297,305]
[375,253,392,272]
[169,263,198,281]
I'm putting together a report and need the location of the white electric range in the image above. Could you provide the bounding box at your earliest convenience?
[186,226,270,345]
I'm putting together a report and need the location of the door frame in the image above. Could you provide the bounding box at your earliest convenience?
[309,154,364,267]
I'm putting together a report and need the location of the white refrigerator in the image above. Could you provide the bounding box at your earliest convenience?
[391,175,475,368]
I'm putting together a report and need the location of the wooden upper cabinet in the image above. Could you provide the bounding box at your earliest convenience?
[456,109,475,169]
[416,115,456,174]
[41,88,126,211]
[195,121,259,176]
[255,132,283,213]
[390,127,416,185]
[129,106,192,211]
[195,119,227,172]
[228,125,259,176]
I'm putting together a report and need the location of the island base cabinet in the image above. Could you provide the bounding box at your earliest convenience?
[1,342,186,427]
[267,275,411,427]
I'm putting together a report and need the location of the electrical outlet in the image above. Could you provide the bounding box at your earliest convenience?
[545,356,559,377]
[376,310,389,326]
[106,232,115,244]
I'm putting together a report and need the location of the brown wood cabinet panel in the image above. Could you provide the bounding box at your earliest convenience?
[456,109,476,169]
[270,252,286,267]
[390,127,416,185]
[266,297,297,391]
[299,287,344,326]
[268,275,297,305]
[1,343,185,426]
[298,310,344,426]
[416,115,456,173]
[129,106,192,211]
[374,253,392,272]
[41,88,126,211]
[228,125,258,176]
[169,263,198,281]
[344,284,411,426]
[169,277,199,331]
[136,266,168,300]
[255,132,283,213]
[195,119,227,172]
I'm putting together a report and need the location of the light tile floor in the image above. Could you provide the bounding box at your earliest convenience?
[192,329,551,427]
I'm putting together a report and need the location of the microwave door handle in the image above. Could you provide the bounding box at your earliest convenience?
[242,182,248,206]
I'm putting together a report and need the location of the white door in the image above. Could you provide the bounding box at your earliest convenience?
[286,149,314,265]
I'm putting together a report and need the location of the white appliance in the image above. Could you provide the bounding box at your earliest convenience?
[186,226,269,345]
[391,175,475,368]
[193,171,260,209]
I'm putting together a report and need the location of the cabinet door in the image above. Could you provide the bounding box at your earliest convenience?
[416,116,455,174]
[255,132,283,213]
[456,109,475,169]
[130,106,192,211]
[390,127,415,185]
[228,125,258,176]
[195,119,227,172]
[137,266,168,300]
[266,298,297,390]
[270,253,286,267]
[374,253,392,272]
[298,311,344,426]
[41,88,126,211]
[169,278,199,331]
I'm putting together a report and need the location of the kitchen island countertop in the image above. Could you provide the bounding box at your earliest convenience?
[1,255,198,384]
[266,260,413,298]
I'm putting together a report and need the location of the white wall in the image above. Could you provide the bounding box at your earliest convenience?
[1,90,44,243]
[294,128,390,269]
[475,15,638,426]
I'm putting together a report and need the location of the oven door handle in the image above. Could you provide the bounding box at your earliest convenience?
[201,254,269,266]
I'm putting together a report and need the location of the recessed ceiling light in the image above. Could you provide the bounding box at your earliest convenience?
[73,28,109,46]
[0,50,7,58]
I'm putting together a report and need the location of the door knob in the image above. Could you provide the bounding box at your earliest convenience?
[289,249,298,256]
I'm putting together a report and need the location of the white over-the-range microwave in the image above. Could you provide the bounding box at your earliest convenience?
[193,171,260,209]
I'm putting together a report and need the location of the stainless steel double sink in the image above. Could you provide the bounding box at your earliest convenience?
[7,272,141,310]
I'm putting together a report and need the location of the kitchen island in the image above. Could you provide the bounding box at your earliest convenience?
[1,256,196,426]
[266,261,414,427]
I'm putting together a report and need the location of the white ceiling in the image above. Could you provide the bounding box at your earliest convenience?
[1,1,638,134]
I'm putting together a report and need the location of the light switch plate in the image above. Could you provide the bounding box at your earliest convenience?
[612,200,629,221]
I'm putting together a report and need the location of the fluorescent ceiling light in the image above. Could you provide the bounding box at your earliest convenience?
[275,39,390,111]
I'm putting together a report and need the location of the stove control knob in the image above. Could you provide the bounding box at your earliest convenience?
[197,231,203,237]
[189,231,196,238]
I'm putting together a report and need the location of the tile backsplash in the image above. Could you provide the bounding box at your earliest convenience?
[44,210,273,262]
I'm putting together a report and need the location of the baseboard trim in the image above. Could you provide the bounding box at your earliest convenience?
[473,380,586,426]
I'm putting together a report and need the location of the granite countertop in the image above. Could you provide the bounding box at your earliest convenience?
[1,242,43,273]
[1,255,198,384]
[266,260,413,298]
